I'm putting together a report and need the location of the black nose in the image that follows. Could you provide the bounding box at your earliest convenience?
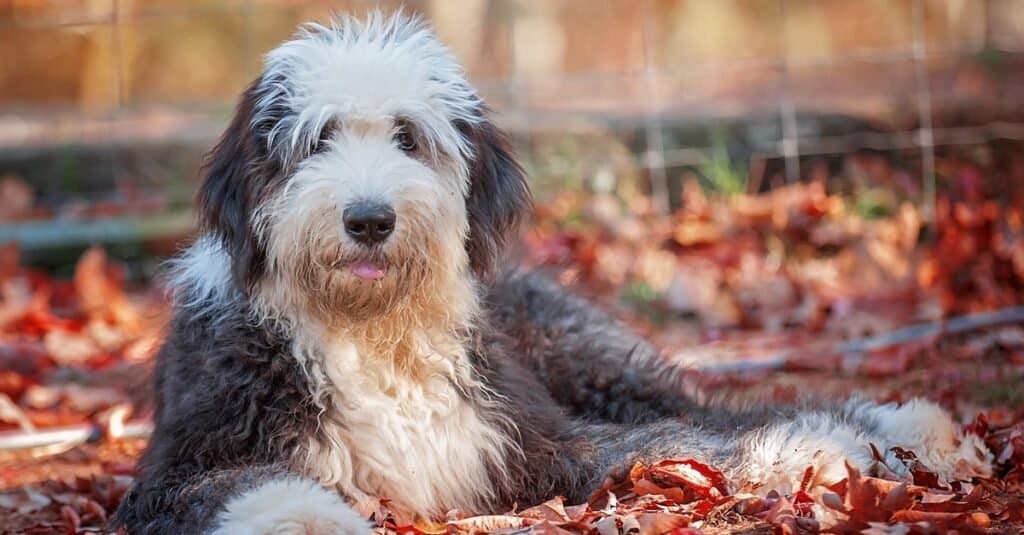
[343,201,396,246]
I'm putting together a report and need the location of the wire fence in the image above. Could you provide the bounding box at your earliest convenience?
[1,0,1023,235]
[623,0,1023,221]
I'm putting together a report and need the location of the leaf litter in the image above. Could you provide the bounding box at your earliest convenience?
[1,172,1024,533]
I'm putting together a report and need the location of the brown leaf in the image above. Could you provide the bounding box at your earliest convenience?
[73,246,140,330]
[878,484,913,512]
[889,509,965,523]
[60,504,80,534]
[631,478,689,503]
[636,512,689,535]
[519,497,571,522]
[528,520,578,535]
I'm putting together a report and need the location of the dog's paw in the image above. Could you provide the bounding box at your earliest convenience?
[213,478,371,535]
[855,398,993,483]
[740,412,879,493]
[738,398,995,493]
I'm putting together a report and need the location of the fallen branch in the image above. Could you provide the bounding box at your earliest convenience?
[691,305,1024,374]
[835,306,1024,354]
[0,420,152,461]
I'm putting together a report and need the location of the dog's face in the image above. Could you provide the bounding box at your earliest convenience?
[197,14,530,321]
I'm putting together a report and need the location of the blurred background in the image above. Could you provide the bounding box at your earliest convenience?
[1,0,1024,391]
[2,4,1024,531]
[1,1,1021,251]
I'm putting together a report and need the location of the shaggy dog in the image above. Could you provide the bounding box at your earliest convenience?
[113,12,992,534]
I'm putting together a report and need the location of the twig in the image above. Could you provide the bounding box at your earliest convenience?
[0,420,152,461]
[835,306,1024,354]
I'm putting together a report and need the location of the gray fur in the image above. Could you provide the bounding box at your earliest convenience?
[112,268,817,533]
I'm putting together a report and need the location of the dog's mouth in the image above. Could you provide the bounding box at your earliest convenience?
[350,259,387,280]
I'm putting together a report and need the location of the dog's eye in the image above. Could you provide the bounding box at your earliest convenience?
[394,122,417,152]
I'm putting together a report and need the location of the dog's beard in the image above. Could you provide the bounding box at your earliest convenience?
[280,235,428,323]
[257,173,473,337]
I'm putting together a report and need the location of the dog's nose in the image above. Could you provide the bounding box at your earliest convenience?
[343,201,396,246]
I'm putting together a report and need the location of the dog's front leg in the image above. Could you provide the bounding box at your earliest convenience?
[113,465,370,535]
[213,476,368,535]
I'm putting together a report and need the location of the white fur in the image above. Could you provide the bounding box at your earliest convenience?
[246,12,479,329]
[257,11,480,170]
[164,236,235,312]
[294,332,511,521]
[252,119,471,324]
[741,410,879,492]
[213,478,370,535]
[849,398,993,482]
[739,398,992,492]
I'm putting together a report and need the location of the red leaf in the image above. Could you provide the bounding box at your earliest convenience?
[645,459,730,500]
[632,478,689,504]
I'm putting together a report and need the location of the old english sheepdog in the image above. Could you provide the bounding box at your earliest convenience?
[113,12,992,534]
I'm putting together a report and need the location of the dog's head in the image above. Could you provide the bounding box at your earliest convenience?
[197,13,530,322]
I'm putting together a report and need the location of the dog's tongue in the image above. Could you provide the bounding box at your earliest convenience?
[351,261,386,280]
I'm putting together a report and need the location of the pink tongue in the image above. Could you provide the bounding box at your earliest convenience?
[351,261,386,280]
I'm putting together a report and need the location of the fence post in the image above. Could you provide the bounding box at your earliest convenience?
[641,0,670,214]
[913,0,937,225]
[777,0,800,185]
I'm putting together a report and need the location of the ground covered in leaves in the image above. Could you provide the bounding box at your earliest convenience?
[2,159,1024,533]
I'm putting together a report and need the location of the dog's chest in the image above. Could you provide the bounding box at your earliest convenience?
[303,340,506,518]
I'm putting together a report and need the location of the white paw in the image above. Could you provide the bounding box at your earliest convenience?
[213,478,371,535]
[738,399,994,494]
[740,412,878,493]
[854,398,993,483]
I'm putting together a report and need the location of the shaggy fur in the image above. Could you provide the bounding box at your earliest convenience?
[113,12,992,534]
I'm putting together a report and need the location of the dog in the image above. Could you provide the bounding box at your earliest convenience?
[112,12,993,534]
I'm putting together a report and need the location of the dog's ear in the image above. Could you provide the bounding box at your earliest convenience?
[460,117,532,280]
[197,80,280,292]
